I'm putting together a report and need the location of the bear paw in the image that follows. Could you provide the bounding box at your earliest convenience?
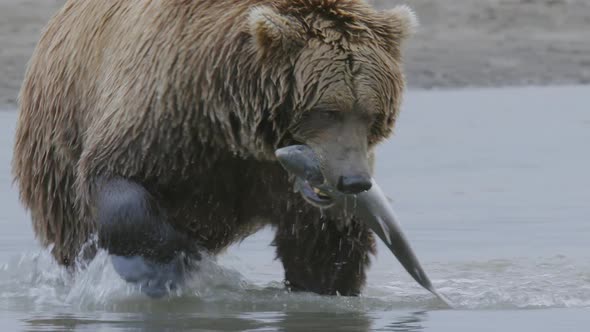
[111,253,196,298]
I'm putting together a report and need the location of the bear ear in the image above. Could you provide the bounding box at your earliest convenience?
[248,6,305,56]
[381,5,419,41]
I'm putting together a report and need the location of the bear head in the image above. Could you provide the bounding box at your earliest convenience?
[249,0,418,194]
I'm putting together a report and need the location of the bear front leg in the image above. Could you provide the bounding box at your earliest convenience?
[96,178,199,297]
[274,210,376,296]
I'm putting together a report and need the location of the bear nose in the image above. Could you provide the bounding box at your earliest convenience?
[337,174,372,194]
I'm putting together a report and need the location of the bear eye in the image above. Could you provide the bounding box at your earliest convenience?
[357,111,377,126]
[317,110,342,121]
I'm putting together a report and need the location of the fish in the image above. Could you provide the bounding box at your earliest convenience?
[276,145,452,307]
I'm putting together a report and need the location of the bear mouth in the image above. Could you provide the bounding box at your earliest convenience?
[275,144,452,306]
[295,178,335,208]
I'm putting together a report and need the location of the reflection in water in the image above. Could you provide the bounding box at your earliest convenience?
[25,313,264,331]
[384,311,427,332]
[276,311,372,331]
[23,310,430,331]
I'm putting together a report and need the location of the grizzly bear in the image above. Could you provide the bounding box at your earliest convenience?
[13,0,417,297]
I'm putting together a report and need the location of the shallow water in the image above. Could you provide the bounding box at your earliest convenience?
[1,86,589,331]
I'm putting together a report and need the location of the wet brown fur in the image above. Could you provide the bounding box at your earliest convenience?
[13,0,415,295]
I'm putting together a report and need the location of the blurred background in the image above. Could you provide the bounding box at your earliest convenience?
[1,0,589,109]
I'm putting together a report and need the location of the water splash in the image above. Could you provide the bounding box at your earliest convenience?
[1,249,589,314]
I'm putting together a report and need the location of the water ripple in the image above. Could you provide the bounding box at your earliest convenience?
[1,250,589,314]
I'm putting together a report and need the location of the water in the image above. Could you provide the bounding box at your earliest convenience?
[1,85,589,331]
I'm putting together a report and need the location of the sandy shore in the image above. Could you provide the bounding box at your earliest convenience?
[1,0,589,109]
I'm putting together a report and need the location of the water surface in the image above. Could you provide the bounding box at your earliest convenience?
[1,86,589,331]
